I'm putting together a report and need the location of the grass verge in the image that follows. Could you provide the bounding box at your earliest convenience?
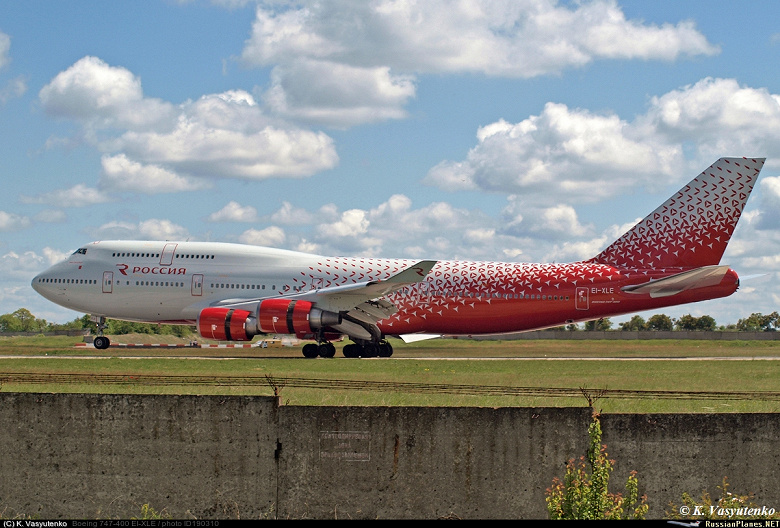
[2,335,780,412]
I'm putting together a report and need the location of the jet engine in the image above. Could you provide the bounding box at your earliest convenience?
[197,300,342,341]
[197,307,256,341]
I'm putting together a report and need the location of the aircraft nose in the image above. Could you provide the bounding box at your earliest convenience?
[31,272,43,293]
[31,267,59,299]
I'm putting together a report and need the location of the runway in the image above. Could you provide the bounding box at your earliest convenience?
[3,354,780,361]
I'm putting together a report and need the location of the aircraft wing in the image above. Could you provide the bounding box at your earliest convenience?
[296,259,437,341]
[212,260,437,339]
[621,265,732,298]
[296,259,437,313]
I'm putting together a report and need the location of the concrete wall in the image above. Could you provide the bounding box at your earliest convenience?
[0,393,279,519]
[276,406,588,519]
[600,414,780,518]
[1,393,778,519]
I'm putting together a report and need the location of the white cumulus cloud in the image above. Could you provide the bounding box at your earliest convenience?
[240,0,716,127]
[38,57,339,191]
[207,201,260,223]
[425,78,780,203]
[239,226,286,246]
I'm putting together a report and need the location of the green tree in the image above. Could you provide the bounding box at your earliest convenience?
[101,318,197,337]
[13,308,34,330]
[675,314,718,331]
[0,310,199,337]
[0,313,21,332]
[546,412,648,520]
[646,314,673,331]
[695,315,717,331]
[0,308,48,332]
[675,314,697,331]
[584,318,612,331]
[619,315,646,331]
[736,312,779,332]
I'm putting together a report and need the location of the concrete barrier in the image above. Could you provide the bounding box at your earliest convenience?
[1,393,778,519]
[0,393,279,519]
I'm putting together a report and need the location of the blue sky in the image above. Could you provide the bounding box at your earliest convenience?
[2,0,780,326]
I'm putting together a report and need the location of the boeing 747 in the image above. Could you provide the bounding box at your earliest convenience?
[32,157,765,357]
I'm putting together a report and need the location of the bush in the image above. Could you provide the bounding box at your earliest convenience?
[546,412,648,520]
[665,476,779,520]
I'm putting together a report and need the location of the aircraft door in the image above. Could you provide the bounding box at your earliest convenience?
[413,281,430,307]
[102,271,113,293]
[191,274,203,296]
[160,243,177,266]
[575,287,589,310]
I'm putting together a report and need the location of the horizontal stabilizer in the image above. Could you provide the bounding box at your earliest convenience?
[400,333,442,343]
[621,265,731,298]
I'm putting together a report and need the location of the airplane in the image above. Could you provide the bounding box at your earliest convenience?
[32,157,765,358]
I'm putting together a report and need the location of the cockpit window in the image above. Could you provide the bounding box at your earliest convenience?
[72,248,88,255]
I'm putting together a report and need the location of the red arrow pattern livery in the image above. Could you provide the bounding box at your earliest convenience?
[32,157,764,358]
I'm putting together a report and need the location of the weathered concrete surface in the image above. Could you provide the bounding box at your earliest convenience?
[2,393,779,519]
[0,393,278,519]
[601,413,780,519]
[276,406,588,519]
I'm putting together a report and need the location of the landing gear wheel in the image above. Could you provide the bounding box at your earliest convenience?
[343,342,390,358]
[91,315,110,350]
[343,344,359,358]
[378,340,393,357]
[362,344,379,358]
[318,342,336,358]
[302,343,319,358]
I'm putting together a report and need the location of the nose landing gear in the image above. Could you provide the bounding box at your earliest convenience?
[90,315,111,350]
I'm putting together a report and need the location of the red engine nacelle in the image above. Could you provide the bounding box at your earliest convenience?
[197,307,256,341]
[256,299,341,339]
[197,300,341,341]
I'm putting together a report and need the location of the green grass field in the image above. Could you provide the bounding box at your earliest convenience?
[1,334,780,413]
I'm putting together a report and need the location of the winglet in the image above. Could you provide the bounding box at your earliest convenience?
[385,260,437,283]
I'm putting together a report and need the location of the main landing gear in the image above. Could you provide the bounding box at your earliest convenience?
[299,339,393,358]
[342,339,393,358]
[302,341,336,358]
[90,315,111,350]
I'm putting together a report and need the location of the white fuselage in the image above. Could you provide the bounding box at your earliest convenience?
[32,240,341,324]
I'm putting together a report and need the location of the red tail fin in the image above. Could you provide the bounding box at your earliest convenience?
[589,157,765,269]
